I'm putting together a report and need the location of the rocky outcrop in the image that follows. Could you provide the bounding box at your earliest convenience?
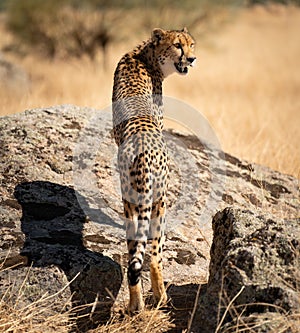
[193,208,299,333]
[0,105,299,331]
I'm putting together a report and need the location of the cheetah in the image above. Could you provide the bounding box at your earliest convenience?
[112,27,196,313]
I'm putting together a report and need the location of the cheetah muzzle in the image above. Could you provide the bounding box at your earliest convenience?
[174,57,196,74]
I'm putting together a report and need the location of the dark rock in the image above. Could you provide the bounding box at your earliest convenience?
[192,208,299,333]
[2,180,122,331]
[0,265,72,313]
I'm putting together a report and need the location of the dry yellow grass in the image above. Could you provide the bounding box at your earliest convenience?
[90,308,174,333]
[0,268,73,333]
[0,4,299,179]
[164,5,300,178]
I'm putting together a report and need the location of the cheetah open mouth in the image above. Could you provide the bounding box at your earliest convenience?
[175,62,188,74]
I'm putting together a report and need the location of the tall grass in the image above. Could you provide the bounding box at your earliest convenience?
[165,5,300,178]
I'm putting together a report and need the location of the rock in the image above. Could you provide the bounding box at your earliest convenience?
[0,105,299,331]
[192,208,299,333]
[3,180,122,331]
[0,265,72,314]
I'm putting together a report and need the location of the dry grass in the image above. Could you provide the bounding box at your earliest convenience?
[217,297,300,333]
[0,300,173,333]
[0,265,175,333]
[0,265,74,333]
[0,255,203,332]
[0,301,73,333]
[224,311,300,333]
[164,5,300,178]
[90,308,174,333]
[215,246,300,333]
[0,258,197,333]
[0,5,299,178]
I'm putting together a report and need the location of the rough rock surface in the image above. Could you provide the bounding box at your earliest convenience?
[0,105,299,332]
[193,208,299,333]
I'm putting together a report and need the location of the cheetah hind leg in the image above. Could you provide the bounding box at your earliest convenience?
[128,280,144,313]
[149,213,167,306]
[150,238,167,305]
[127,238,146,313]
[124,198,147,313]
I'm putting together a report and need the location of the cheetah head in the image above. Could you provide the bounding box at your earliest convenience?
[152,27,196,78]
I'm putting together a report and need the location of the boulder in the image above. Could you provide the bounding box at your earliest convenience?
[192,208,299,333]
[0,105,298,331]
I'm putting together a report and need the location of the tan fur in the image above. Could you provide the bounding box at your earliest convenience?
[112,28,196,313]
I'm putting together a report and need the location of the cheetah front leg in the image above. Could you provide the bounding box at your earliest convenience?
[149,198,167,305]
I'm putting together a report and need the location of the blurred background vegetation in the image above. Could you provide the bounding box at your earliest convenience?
[0,0,299,178]
[0,0,298,65]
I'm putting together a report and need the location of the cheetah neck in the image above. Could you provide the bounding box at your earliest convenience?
[134,40,164,82]
[130,41,165,130]
[112,40,166,136]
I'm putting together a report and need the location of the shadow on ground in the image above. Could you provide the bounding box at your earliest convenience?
[167,283,210,332]
[14,181,122,332]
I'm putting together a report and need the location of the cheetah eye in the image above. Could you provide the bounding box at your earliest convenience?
[190,43,195,49]
[174,43,182,49]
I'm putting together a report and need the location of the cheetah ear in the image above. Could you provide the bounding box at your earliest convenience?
[182,27,188,33]
[152,28,165,44]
